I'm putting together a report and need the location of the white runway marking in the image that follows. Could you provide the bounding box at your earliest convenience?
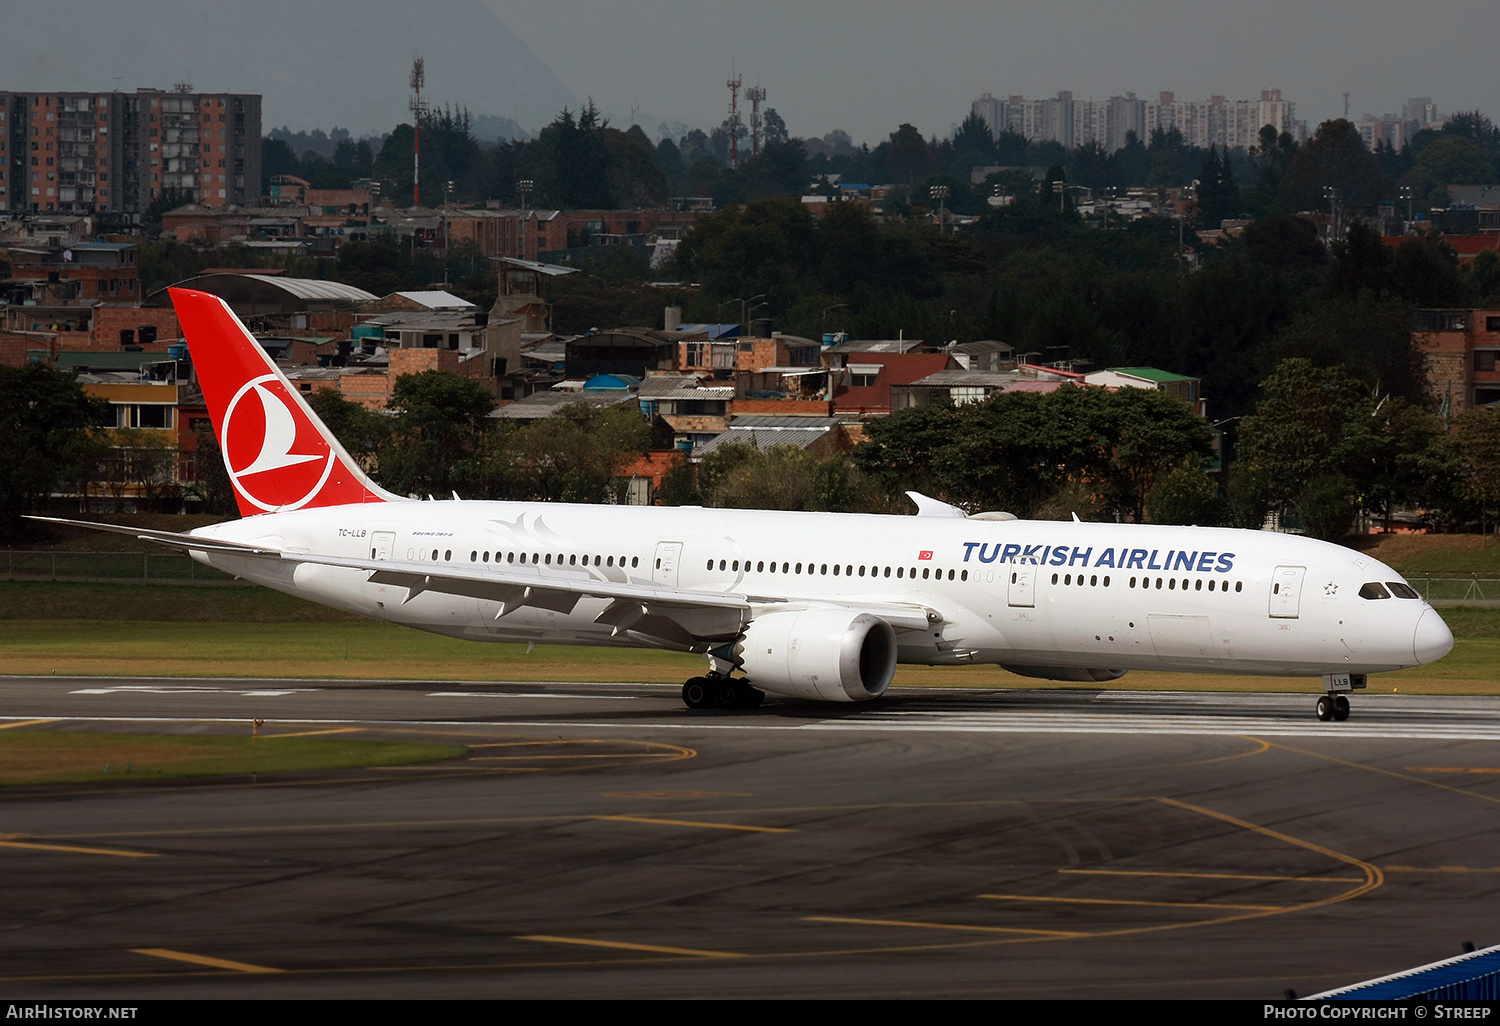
[426,692,638,700]
[70,686,319,697]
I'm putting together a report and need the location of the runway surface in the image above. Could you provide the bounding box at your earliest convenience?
[4,675,1500,999]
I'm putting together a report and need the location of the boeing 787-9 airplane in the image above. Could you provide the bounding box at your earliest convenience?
[37,288,1454,719]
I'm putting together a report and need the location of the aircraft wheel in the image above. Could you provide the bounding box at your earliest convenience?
[1333,695,1350,722]
[1315,695,1334,722]
[712,678,742,709]
[682,677,712,709]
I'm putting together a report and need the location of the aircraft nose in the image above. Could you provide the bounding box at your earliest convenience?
[1413,608,1455,664]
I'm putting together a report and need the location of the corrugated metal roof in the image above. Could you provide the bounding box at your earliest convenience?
[675,323,740,339]
[638,375,701,394]
[694,423,834,456]
[1104,366,1197,383]
[393,290,476,309]
[909,370,1021,387]
[58,351,177,370]
[730,416,842,429]
[825,339,924,354]
[490,390,636,419]
[641,385,735,400]
[499,257,579,276]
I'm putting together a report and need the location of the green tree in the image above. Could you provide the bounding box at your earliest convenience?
[498,403,651,503]
[307,390,390,473]
[1106,387,1216,522]
[1144,458,1222,525]
[1237,358,1378,530]
[1196,146,1242,227]
[1280,119,1390,213]
[381,371,496,497]
[0,365,112,532]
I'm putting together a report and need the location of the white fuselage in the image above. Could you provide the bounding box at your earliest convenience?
[189,500,1451,679]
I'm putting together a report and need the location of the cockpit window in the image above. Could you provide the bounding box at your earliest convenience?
[1386,581,1420,600]
[1359,582,1391,600]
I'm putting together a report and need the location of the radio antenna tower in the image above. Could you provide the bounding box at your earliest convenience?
[746,82,766,158]
[409,56,428,205]
[726,67,742,168]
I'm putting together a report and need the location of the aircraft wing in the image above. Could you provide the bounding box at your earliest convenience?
[28,516,939,647]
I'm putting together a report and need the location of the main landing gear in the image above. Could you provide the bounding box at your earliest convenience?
[682,676,764,710]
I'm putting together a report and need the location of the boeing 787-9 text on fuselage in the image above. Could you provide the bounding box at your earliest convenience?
[36,288,1455,719]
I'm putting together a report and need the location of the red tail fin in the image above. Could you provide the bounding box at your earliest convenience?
[171,287,391,516]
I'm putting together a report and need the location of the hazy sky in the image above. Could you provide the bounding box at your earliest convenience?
[4,1,1498,143]
[497,0,1500,142]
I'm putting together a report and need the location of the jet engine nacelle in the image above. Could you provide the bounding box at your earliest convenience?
[735,608,897,702]
[1001,665,1128,683]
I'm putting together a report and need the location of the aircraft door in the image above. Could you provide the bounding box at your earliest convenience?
[653,541,683,588]
[1269,565,1305,618]
[372,531,395,561]
[1007,565,1035,607]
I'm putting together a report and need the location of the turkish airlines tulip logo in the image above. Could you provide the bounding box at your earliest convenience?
[220,374,334,511]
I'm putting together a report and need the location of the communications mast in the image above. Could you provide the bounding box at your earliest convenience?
[409,57,428,206]
[746,83,766,158]
[726,70,742,168]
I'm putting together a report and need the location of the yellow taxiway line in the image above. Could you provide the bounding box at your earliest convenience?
[131,948,282,973]
[592,814,794,833]
[516,935,744,959]
[0,837,157,858]
[980,893,1285,911]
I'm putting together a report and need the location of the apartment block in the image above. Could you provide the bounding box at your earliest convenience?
[1413,309,1500,415]
[973,88,1304,154]
[0,87,260,222]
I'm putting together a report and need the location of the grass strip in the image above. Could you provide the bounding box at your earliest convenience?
[0,730,464,786]
[1,619,1495,694]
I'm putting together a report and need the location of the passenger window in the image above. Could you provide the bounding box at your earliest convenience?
[1053,573,1060,584]
[948,570,955,580]
[1090,575,1097,587]
[833,564,841,576]
[758,561,765,572]
[1102,576,1109,587]
[961,570,968,581]
[632,557,639,568]
[884,567,891,577]
[1235,581,1242,592]
[1359,582,1391,600]
[733,560,740,571]
[1387,582,1419,599]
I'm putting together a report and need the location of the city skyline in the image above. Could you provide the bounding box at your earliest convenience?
[1,0,1496,145]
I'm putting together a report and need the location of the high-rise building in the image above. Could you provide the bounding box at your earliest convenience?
[0,87,261,224]
[973,88,1304,154]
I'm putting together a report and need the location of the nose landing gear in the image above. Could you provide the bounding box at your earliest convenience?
[1316,673,1362,721]
[1315,694,1350,722]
